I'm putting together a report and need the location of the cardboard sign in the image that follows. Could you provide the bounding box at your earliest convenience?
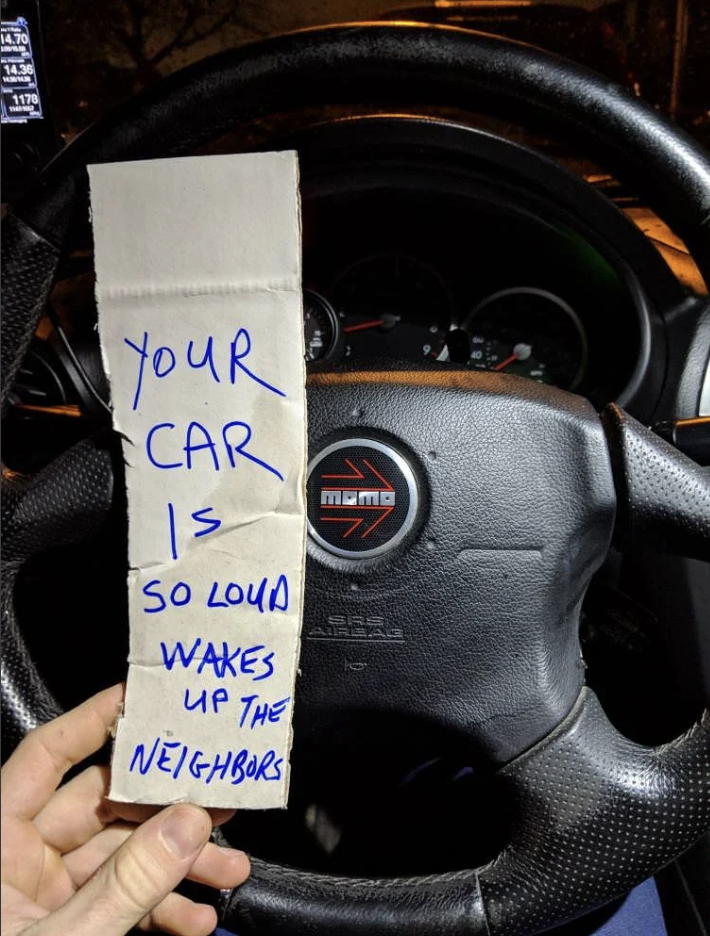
[90,152,307,808]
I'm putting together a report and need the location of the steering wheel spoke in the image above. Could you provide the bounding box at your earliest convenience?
[602,404,710,562]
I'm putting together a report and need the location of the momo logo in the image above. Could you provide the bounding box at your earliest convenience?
[318,458,396,538]
[307,439,419,559]
[320,487,396,508]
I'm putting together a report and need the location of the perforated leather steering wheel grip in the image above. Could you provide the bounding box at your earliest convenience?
[222,691,709,936]
[602,404,710,563]
[1,436,114,751]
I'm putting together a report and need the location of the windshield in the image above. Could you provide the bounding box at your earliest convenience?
[30,0,710,150]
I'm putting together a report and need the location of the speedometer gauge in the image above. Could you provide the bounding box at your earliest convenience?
[463,288,588,390]
[469,336,548,382]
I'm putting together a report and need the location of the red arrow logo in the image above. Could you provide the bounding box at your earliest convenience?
[319,516,364,538]
[319,458,395,539]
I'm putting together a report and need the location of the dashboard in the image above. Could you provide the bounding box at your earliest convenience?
[7,118,663,459]
[304,273,586,388]
[299,183,644,408]
[5,185,643,438]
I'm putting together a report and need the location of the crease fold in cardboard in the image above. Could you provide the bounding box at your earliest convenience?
[90,152,307,808]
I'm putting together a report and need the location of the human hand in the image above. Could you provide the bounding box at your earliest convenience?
[1,684,250,936]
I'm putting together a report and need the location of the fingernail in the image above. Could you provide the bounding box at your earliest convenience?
[161,806,210,858]
[218,845,249,862]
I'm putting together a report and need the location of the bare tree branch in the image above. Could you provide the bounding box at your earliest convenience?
[179,5,237,48]
[145,2,239,67]
[146,2,202,65]
[197,8,233,40]
[48,0,265,86]
[122,0,149,67]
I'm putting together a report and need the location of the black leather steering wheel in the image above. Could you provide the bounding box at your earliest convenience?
[2,23,710,936]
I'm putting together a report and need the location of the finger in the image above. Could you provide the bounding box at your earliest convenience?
[34,763,236,853]
[112,805,236,829]
[3,886,220,936]
[1,684,124,820]
[64,822,249,891]
[0,883,49,936]
[112,805,236,830]
[35,803,214,936]
[136,892,217,936]
[178,840,250,889]
[33,765,114,853]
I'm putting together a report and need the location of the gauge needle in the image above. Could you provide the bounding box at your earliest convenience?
[493,342,532,371]
[493,352,520,371]
[344,319,385,333]
[343,313,401,334]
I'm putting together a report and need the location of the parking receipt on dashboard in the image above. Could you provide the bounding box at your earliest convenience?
[90,152,307,808]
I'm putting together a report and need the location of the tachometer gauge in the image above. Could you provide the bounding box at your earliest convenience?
[333,254,452,361]
[463,288,588,390]
[303,290,341,362]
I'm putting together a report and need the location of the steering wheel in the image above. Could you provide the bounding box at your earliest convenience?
[2,23,710,936]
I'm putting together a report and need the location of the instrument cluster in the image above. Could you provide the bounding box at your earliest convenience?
[297,183,644,407]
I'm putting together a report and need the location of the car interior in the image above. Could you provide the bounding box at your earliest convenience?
[1,2,709,935]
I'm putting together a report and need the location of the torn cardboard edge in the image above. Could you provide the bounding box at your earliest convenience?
[91,151,307,808]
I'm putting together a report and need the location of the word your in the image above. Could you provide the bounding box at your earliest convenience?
[160,639,275,681]
[125,327,285,411]
[129,737,283,786]
[143,574,288,615]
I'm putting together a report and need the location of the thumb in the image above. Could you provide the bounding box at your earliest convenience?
[39,803,213,936]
